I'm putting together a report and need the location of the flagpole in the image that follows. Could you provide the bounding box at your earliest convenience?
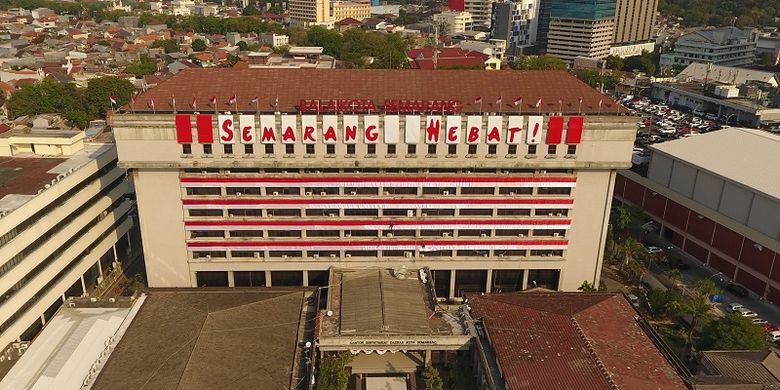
[578,100,582,114]
[234,94,238,113]
[173,95,176,114]
[558,98,562,114]
[480,101,483,115]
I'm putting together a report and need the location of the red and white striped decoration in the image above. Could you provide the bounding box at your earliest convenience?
[184,219,571,231]
[182,198,574,209]
[187,239,568,252]
[179,176,576,188]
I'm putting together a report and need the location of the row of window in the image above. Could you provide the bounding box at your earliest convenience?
[0,160,119,251]
[191,249,565,259]
[183,143,577,157]
[188,208,571,218]
[0,173,125,279]
[188,228,567,239]
[182,168,575,175]
[184,186,573,196]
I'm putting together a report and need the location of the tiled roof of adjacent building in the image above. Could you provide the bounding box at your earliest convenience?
[125,68,624,114]
[694,350,780,388]
[468,293,687,390]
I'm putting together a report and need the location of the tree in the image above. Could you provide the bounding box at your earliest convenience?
[242,3,260,15]
[509,55,567,70]
[606,55,624,70]
[7,79,83,121]
[150,39,180,53]
[646,288,682,319]
[623,50,656,75]
[125,55,158,77]
[610,205,644,238]
[317,352,352,390]
[682,279,719,353]
[423,363,444,390]
[578,280,597,292]
[700,314,771,350]
[84,76,136,118]
[760,52,778,67]
[191,38,207,52]
[307,26,343,58]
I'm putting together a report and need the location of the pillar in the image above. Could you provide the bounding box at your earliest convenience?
[449,270,457,299]
[521,270,529,290]
[424,350,431,365]
[112,244,118,261]
[126,232,132,253]
[265,271,273,287]
[485,270,493,293]
[303,271,309,287]
[97,259,103,276]
[80,275,87,296]
[227,271,235,287]
[40,314,46,326]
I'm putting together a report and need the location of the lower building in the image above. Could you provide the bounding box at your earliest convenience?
[490,0,539,59]
[0,128,135,353]
[433,10,474,34]
[288,0,330,27]
[612,0,658,45]
[331,1,371,23]
[659,27,757,70]
[614,128,780,303]
[547,17,615,62]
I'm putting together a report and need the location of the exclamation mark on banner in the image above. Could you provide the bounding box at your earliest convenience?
[531,122,540,143]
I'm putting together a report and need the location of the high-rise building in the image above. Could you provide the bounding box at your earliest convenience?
[490,0,540,59]
[546,0,616,62]
[464,0,496,28]
[110,69,635,297]
[613,0,658,44]
[0,127,136,350]
[534,0,554,52]
[433,11,474,34]
[331,1,371,22]
[288,0,331,27]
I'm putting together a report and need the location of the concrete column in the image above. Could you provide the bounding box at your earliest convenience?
[126,232,132,253]
[112,245,118,261]
[303,271,309,287]
[227,271,235,287]
[80,275,87,297]
[522,270,529,290]
[40,314,46,326]
[449,270,457,299]
[96,259,103,276]
[424,350,431,365]
[265,271,273,287]
[485,270,493,293]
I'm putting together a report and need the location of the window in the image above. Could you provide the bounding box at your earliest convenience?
[407,144,416,155]
[468,145,477,155]
[346,144,356,154]
[182,144,192,154]
[306,144,315,154]
[448,144,457,154]
[547,145,557,155]
[507,145,518,155]
[367,144,376,155]
[427,144,436,155]
[223,144,233,154]
[488,145,497,155]
[286,144,294,154]
[528,145,537,155]
[186,187,221,196]
[538,187,572,195]
[203,144,212,154]
[567,145,577,154]
[265,144,274,154]
[387,144,396,155]
[326,144,335,155]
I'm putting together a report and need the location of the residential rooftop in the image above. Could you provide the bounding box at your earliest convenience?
[650,127,780,201]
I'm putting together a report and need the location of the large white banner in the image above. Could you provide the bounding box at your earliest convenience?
[281,115,298,144]
[321,115,337,144]
[466,116,482,144]
[239,115,255,144]
[364,115,380,144]
[507,116,523,144]
[486,115,502,144]
[343,115,359,144]
[218,115,234,144]
[259,114,277,144]
[526,116,543,145]
[384,115,400,143]
[445,115,461,144]
[405,115,421,144]
[424,115,442,144]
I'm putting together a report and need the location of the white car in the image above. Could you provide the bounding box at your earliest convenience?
[726,303,744,313]
[627,294,640,308]
[752,318,769,325]
[767,330,780,342]
[736,307,758,318]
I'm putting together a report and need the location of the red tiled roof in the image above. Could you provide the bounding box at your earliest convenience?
[127,68,624,114]
[468,293,687,390]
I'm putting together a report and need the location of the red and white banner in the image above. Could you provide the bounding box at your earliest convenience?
[486,116,502,145]
[321,115,337,144]
[445,115,461,144]
[507,116,523,144]
[527,116,543,144]
[239,115,255,144]
[187,239,569,252]
[364,115,380,144]
[218,115,234,144]
[466,116,482,144]
[384,115,400,143]
[281,115,298,144]
[180,176,577,188]
[260,114,277,144]
[343,115,359,144]
[405,115,421,144]
[182,197,574,210]
[184,218,571,231]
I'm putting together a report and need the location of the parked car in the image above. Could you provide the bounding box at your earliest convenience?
[627,294,640,308]
[726,303,744,313]
[645,246,665,257]
[762,323,779,333]
[752,318,769,325]
[736,307,758,318]
[767,330,780,343]
[725,283,749,298]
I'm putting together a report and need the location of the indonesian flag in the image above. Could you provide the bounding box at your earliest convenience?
[274,96,279,107]
[149,98,155,109]
[513,97,522,106]
[578,96,583,104]
[558,97,563,105]
[109,95,117,105]
[171,96,176,108]
[209,95,217,106]
[474,97,482,104]
[495,96,502,105]
[534,98,542,108]
[598,99,603,108]
[228,95,237,105]
[191,96,197,109]
[251,96,258,104]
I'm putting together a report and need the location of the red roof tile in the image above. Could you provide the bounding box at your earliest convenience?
[468,293,687,390]
[127,68,624,114]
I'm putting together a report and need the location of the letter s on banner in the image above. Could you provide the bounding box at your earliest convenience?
[218,114,234,144]
[239,115,255,144]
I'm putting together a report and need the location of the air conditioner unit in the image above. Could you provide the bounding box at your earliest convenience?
[320,192,327,196]
[423,169,430,173]
[407,210,414,217]
[108,297,116,303]
[465,170,472,173]
[498,254,505,257]
[502,170,509,174]
[282,170,288,174]
[387,233,393,238]
[202,170,208,174]
[509,192,516,195]
[419,253,425,257]
[205,254,211,259]
[421,213,428,217]
[90,297,98,303]
[229,213,235,217]
[305,191,312,196]
[349,191,357,195]
[315,170,321,174]
[442,232,450,237]
[267,213,274,217]
[282,254,288,259]
[404,251,413,258]
[312,253,320,258]
[225,170,231,174]
[518,233,525,237]
[329,213,336,217]
[345,233,352,237]
[236,192,242,197]
[330,254,337,258]
[384,191,390,195]
[553,232,560,237]
[540,170,547,174]
[557,213,564,217]
[254,252,261,258]
[345,253,352,258]
[272,191,279,196]
[480,233,487,237]
[483,253,488,257]
[442,190,449,195]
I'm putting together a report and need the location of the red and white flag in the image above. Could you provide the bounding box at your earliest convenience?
[171,96,176,108]
[228,95,237,105]
[474,97,482,104]
[130,94,136,105]
[191,96,197,109]
[495,96,502,105]
[578,96,583,104]
[534,98,542,108]
[149,98,155,109]
[513,97,523,106]
[209,95,217,106]
[251,96,258,104]
[558,97,563,105]
[109,95,117,105]
[598,99,603,107]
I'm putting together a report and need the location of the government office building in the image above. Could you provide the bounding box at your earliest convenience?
[110,69,634,298]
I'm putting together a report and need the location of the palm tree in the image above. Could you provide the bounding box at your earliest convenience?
[620,236,646,271]
[682,279,719,357]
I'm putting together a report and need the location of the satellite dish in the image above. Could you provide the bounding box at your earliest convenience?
[326,310,333,317]
[305,341,312,349]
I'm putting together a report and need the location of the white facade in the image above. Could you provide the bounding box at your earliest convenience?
[490,0,539,58]
[433,11,474,34]
[0,144,135,351]
[465,0,495,28]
